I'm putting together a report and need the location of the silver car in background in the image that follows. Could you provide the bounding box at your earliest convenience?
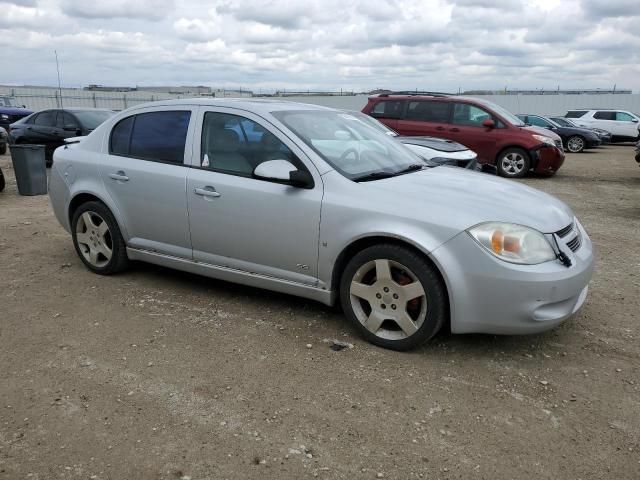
[48,99,594,350]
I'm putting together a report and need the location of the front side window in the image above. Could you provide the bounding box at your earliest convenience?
[200,112,297,176]
[273,110,424,180]
[109,111,191,164]
[615,112,634,122]
[594,111,615,120]
[406,101,451,123]
[34,111,56,127]
[527,116,552,128]
[370,101,403,119]
[452,103,492,127]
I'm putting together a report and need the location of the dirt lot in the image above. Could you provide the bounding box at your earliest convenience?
[1,146,639,480]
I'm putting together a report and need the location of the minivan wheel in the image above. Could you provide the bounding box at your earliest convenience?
[566,136,585,153]
[497,148,530,178]
[339,244,446,351]
[71,201,129,275]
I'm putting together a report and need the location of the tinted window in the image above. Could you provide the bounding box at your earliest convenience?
[128,111,191,163]
[406,101,451,122]
[62,112,79,128]
[566,111,587,118]
[201,112,297,176]
[72,110,114,130]
[616,112,634,121]
[452,104,491,127]
[110,116,134,156]
[370,101,403,119]
[34,111,56,127]
[594,111,615,120]
[527,116,552,128]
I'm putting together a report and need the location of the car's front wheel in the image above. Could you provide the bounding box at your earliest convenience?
[71,201,129,275]
[566,135,585,153]
[339,244,446,351]
[497,148,530,178]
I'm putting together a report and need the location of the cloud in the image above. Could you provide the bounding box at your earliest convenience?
[59,0,175,20]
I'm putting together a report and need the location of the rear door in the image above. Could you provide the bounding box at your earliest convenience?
[592,111,620,135]
[445,103,502,164]
[100,107,196,258]
[396,100,451,137]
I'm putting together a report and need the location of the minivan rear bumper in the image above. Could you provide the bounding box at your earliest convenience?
[531,145,564,175]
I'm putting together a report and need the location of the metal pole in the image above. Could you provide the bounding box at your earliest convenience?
[55,50,63,109]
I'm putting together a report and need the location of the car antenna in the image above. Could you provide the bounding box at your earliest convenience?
[55,50,64,109]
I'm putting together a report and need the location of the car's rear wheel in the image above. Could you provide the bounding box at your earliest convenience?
[71,201,129,275]
[0,143,6,155]
[339,244,446,351]
[497,148,530,178]
[566,135,585,153]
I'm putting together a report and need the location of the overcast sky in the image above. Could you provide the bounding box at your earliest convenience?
[1,0,639,92]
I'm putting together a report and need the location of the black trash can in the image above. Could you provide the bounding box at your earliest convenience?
[9,144,47,196]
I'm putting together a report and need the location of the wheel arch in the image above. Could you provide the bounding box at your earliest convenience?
[330,235,450,325]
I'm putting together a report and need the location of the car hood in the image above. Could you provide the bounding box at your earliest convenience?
[0,107,33,115]
[363,167,573,234]
[522,125,562,141]
[396,136,468,152]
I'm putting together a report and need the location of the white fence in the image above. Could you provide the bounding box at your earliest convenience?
[2,86,640,117]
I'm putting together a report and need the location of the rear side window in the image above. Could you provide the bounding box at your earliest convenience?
[566,111,587,118]
[406,101,451,122]
[370,101,403,119]
[594,111,615,120]
[34,111,56,127]
[109,111,191,164]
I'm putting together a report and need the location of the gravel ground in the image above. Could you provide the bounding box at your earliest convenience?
[1,146,639,480]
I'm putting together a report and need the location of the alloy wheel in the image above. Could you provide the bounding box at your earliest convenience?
[349,259,427,341]
[567,136,584,153]
[75,211,113,268]
[501,152,525,175]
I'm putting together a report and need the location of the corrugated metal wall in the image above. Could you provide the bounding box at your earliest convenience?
[2,86,640,116]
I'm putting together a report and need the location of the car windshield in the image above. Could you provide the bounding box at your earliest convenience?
[552,117,572,127]
[0,96,20,107]
[71,110,115,130]
[475,99,525,126]
[346,111,399,137]
[273,110,425,181]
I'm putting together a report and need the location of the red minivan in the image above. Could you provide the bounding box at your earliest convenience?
[362,93,565,178]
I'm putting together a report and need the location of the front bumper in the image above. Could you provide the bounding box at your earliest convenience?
[531,145,565,175]
[429,221,594,335]
[585,137,602,148]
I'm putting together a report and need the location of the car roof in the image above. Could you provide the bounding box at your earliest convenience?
[125,98,333,114]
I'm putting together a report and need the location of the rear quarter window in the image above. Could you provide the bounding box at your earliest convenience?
[109,111,191,164]
[370,101,404,119]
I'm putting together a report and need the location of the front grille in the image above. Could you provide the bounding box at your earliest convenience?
[555,223,574,238]
[566,235,581,252]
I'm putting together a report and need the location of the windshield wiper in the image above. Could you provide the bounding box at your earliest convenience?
[352,171,398,182]
[394,163,427,175]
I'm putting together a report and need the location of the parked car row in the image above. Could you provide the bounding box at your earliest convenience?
[516,114,602,153]
[566,109,640,142]
[48,98,594,351]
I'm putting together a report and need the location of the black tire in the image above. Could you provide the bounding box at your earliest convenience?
[71,201,129,275]
[339,244,447,351]
[0,167,5,192]
[496,148,531,178]
[0,142,6,155]
[566,135,585,153]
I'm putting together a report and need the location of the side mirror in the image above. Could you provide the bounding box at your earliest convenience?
[482,119,495,129]
[632,118,639,123]
[253,160,313,188]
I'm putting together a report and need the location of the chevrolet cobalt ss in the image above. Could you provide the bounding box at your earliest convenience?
[49,100,594,351]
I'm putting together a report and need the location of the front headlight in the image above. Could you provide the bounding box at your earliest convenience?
[467,222,556,264]
[532,134,555,147]
[0,114,8,121]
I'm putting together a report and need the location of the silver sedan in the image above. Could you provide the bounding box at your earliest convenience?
[48,99,594,350]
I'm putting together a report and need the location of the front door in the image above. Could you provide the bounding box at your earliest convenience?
[186,108,323,285]
[100,108,195,258]
[445,103,502,164]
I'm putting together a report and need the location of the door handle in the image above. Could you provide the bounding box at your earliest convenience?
[435,126,446,131]
[194,186,221,198]
[449,128,460,132]
[108,171,129,182]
